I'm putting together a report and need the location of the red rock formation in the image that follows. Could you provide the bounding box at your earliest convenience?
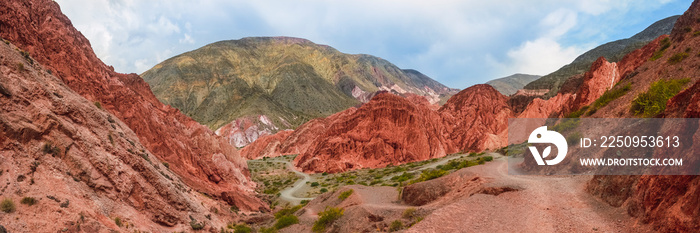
[585,1,700,231]
[294,93,456,173]
[0,40,224,232]
[438,84,514,152]
[0,0,264,211]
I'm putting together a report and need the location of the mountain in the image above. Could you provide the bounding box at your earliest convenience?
[0,0,264,231]
[524,15,680,96]
[141,37,458,147]
[485,73,541,95]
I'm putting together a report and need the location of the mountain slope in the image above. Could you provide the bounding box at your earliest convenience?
[0,1,265,230]
[486,73,541,95]
[141,37,457,147]
[524,15,680,96]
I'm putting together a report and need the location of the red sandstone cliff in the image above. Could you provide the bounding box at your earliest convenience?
[293,93,456,173]
[0,0,264,221]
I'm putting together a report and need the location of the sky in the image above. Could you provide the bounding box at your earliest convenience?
[55,0,692,89]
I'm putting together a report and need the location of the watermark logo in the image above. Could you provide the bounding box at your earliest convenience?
[528,126,568,165]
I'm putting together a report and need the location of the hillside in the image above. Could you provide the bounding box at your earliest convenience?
[0,0,265,231]
[486,73,541,95]
[141,37,457,147]
[524,15,680,96]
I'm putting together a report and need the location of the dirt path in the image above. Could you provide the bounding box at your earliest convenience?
[279,161,314,205]
[407,157,651,233]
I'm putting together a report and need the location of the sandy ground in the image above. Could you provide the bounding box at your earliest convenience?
[405,157,653,233]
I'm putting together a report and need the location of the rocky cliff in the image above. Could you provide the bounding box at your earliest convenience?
[141,37,458,147]
[0,0,264,231]
[485,73,541,96]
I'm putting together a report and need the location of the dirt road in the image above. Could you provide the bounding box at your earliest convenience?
[406,157,651,233]
[279,161,314,205]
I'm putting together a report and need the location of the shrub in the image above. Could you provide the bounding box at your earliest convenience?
[42,141,61,157]
[552,118,580,132]
[319,188,328,193]
[312,207,344,233]
[17,62,24,71]
[1,198,15,213]
[668,52,689,65]
[259,227,278,233]
[338,189,353,200]
[631,78,691,117]
[162,162,169,169]
[483,156,494,162]
[650,38,671,61]
[402,208,417,219]
[190,218,204,230]
[232,224,252,233]
[94,101,102,109]
[274,215,299,229]
[20,197,37,206]
[391,172,415,182]
[310,182,319,187]
[592,84,631,110]
[114,217,122,227]
[389,220,403,232]
[274,205,302,219]
[300,200,310,205]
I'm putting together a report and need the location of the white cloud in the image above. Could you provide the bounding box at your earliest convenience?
[54,0,685,88]
[506,38,588,75]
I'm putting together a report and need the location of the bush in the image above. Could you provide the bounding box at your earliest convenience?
[114,217,122,227]
[592,83,631,110]
[389,220,403,232]
[338,189,353,200]
[312,207,344,233]
[319,188,328,193]
[483,156,493,162]
[391,172,415,182]
[650,38,671,61]
[42,141,61,157]
[402,208,417,219]
[274,215,299,229]
[94,101,102,109]
[17,62,24,71]
[274,205,302,219]
[259,227,278,233]
[232,224,252,233]
[668,52,689,65]
[310,182,319,187]
[631,78,691,117]
[20,197,37,206]
[1,198,15,213]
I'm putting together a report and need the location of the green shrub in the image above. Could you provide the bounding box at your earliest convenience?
[17,62,24,71]
[274,205,302,219]
[274,215,299,229]
[566,132,582,146]
[232,224,252,233]
[402,208,417,219]
[20,197,37,206]
[312,207,344,233]
[300,200,310,205]
[390,172,414,182]
[631,79,691,117]
[389,220,403,232]
[1,198,15,213]
[259,227,278,233]
[114,217,122,227]
[552,118,580,132]
[310,182,319,187]
[483,156,493,162]
[668,52,689,65]
[94,101,102,109]
[650,38,671,61]
[592,83,631,110]
[42,141,61,157]
[338,189,354,200]
[409,169,447,184]
[319,188,328,193]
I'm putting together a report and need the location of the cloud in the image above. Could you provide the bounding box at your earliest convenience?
[54,0,686,89]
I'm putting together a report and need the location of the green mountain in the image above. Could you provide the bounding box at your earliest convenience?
[485,73,541,96]
[524,15,680,97]
[141,37,456,146]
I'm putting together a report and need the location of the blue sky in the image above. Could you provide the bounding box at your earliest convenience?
[55,0,691,89]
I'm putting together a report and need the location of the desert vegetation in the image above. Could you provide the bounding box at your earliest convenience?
[631,78,690,117]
